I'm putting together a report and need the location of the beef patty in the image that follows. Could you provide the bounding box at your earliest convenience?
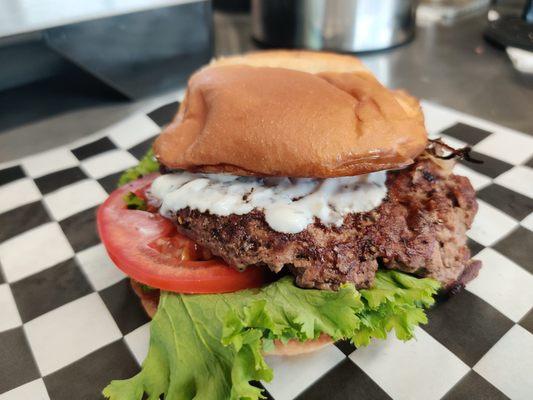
[168,153,480,290]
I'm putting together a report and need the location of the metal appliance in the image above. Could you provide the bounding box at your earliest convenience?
[251,0,417,52]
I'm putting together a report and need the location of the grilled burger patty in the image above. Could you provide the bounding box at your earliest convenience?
[168,154,480,290]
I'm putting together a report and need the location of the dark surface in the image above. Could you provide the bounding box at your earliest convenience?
[485,16,533,51]
[0,201,51,242]
[99,279,151,336]
[424,290,514,366]
[0,65,125,134]
[128,136,158,160]
[97,171,126,194]
[0,328,40,393]
[147,101,180,127]
[45,3,213,100]
[334,339,357,356]
[494,227,533,273]
[71,137,117,161]
[59,206,100,252]
[252,382,274,400]
[477,184,533,220]
[0,36,65,92]
[0,165,26,185]
[520,308,533,334]
[467,238,484,257]
[11,258,92,322]
[43,340,140,400]
[458,151,513,178]
[297,359,391,400]
[441,123,492,146]
[34,167,87,195]
[442,370,508,400]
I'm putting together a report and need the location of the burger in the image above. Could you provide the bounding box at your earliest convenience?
[98,51,480,400]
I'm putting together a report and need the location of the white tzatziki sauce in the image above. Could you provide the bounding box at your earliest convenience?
[148,171,388,234]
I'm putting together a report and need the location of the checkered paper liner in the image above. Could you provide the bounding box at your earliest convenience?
[0,100,532,400]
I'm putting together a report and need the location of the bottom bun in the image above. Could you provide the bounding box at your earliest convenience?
[131,280,333,356]
[131,280,159,318]
[264,333,332,356]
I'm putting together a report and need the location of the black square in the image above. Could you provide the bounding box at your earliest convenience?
[59,206,100,252]
[493,227,533,274]
[99,279,150,335]
[442,370,507,400]
[251,381,274,400]
[0,327,40,393]
[459,151,513,179]
[147,101,180,126]
[98,171,124,194]
[477,184,532,221]
[0,263,5,284]
[128,137,156,160]
[334,339,356,356]
[0,201,51,242]
[424,290,513,366]
[467,238,484,257]
[44,340,139,400]
[440,123,492,146]
[525,156,533,169]
[11,258,92,322]
[296,359,391,400]
[519,308,533,334]
[34,167,87,195]
[71,137,116,160]
[0,165,25,186]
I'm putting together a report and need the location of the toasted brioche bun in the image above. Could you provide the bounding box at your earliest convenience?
[131,280,332,356]
[154,50,427,177]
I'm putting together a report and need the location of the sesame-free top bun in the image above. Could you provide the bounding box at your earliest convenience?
[154,50,427,177]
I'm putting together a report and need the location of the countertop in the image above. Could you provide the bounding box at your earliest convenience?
[1,10,532,163]
[214,12,533,134]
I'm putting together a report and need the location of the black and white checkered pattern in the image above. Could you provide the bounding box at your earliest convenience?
[0,101,532,400]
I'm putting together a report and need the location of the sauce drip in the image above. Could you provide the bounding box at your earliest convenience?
[149,171,388,234]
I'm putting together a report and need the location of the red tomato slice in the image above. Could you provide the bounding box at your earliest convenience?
[97,174,270,293]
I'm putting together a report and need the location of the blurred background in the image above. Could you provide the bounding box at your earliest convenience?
[0,0,532,163]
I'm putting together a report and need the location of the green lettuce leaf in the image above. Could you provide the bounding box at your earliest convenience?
[118,149,160,187]
[103,271,439,400]
[123,192,147,210]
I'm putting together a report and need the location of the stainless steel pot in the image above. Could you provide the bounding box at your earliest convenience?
[251,0,417,53]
